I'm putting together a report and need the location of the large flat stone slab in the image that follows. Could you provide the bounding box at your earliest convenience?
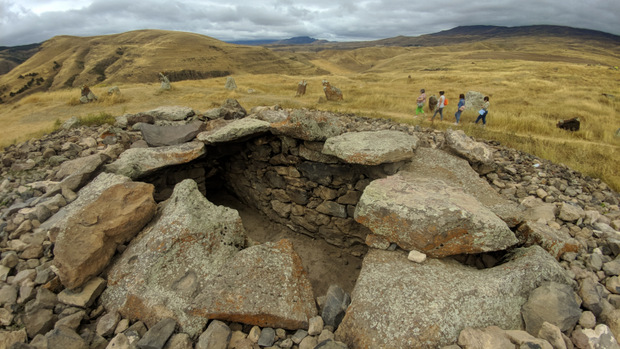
[271,110,344,141]
[53,182,156,289]
[196,118,271,144]
[445,129,495,174]
[146,106,195,121]
[102,179,316,336]
[335,246,575,348]
[355,174,518,257]
[322,130,418,165]
[104,141,205,179]
[40,173,132,242]
[140,121,203,147]
[399,147,522,226]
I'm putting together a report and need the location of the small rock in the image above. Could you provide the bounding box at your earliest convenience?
[96,311,120,337]
[308,316,324,336]
[579,311,597,329]
[257,327,275,347]
[196,320,231,349]
[408,250,427,263]
[136,317,177,349]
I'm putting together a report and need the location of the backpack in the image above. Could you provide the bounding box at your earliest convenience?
[444,97,448,106]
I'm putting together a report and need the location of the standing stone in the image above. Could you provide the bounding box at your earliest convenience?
[225,77,237,90]
[322,80,343,101]
[159,72,171,90]
[296,80,307,97]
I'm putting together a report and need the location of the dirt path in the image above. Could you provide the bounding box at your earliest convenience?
[209,191,363,299]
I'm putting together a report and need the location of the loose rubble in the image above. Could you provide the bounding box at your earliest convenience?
[0,100,619,349]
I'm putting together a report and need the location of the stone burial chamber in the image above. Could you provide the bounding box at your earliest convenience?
[24,102,600,348]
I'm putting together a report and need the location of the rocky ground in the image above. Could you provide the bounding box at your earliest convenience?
[0,105,619,349]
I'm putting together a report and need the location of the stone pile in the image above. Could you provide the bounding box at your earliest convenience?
[0,101,620,349]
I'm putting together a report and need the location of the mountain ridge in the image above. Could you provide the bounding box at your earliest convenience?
[1,24,619,103]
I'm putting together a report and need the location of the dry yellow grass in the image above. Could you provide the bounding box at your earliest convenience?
[1,36,619,191]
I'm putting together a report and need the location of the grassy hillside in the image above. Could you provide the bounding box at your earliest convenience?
[0,29,619,192]
[0,30,325,103]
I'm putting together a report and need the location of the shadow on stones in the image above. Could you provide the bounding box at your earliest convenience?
[450,249,511,269]
[135,143,364,298]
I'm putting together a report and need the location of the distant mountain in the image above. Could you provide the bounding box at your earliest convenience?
[226,39,279,46]
[0,43,40,75]
[314,25,620,50]
[228,36,322,46]
[270,36,320,45]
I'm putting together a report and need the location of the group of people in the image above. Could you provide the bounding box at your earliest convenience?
[415,89,490,126]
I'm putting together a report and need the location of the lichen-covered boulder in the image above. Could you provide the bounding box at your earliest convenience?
[105,141,205,179]
[102,179,316,336]
[355,174,518,257]
[40,173,132,242]
[335,246,575,348]
[53,182,156,289]
[140,121,204,147]
[445,129,495,174]
[197,118,271,144]
[322,130,418,165]
[399,148,522,226]
[271,110,344,141]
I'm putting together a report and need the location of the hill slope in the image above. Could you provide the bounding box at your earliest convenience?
[0,30,325,102]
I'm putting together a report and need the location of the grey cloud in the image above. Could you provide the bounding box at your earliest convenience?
[1,0,618,47]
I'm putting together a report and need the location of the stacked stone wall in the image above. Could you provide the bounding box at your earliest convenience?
[206,134,401,247]
[139,132,400,247]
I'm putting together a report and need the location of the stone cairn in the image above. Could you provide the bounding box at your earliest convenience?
[158,72,171,90]
[79,85,97,104]
[225,77,237,90]
[1,100,620,349]
[322,80,343,101]
[296,80,307,97]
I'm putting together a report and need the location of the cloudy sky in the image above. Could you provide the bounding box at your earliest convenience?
[1,0,619,47]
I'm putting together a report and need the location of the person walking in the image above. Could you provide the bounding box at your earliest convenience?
[415,89,426,117]
[430,91,446,122]
[475,96,490,126]
[454,93,465,125]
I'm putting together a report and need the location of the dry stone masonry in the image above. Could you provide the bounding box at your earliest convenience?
[1,100,620,349]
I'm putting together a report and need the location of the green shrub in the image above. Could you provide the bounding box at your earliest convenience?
[78,112,116,126]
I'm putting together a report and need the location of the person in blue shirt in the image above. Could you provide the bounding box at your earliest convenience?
[454,93,465,125]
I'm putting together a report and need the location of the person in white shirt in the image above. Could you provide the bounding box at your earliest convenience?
[430,90,445,122]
